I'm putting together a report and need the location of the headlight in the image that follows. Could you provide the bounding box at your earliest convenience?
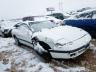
[55,42,73,47]
[67,42,73,45]
[55,43,63,48]
[55,43,63,46]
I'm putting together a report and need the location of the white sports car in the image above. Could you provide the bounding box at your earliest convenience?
[12,21,91,59]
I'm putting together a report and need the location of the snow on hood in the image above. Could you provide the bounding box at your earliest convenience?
[34,26,88,44]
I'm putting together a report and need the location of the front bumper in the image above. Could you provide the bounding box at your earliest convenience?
[49,43,90,59]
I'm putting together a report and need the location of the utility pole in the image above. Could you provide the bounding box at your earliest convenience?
[59,0,63,12]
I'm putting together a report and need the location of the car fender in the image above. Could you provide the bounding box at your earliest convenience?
[33,35,55,49]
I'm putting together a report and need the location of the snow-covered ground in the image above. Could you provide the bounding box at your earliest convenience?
[0,37,96,72]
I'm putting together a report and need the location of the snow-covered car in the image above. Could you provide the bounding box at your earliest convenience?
[22,16,63,25]
[12,21,91,59]
[68,8,96,19]
[64,19,96,38]
[0,21,19,37]
[45,16,63,25]
[47,13,64,20]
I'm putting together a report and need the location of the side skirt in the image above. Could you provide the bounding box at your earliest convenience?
[18,38,34,48]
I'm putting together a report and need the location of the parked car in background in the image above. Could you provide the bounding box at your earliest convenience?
[46,16,63,25]
[22,16,63,25]
[64,19,96,38]
[47,13,65,20]
[12,21,91,59]
[0,21,19,37]
[68,8,96,19]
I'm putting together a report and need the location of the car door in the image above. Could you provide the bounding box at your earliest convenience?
[17,23,32,44]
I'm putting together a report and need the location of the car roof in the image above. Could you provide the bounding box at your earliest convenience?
[20,20,51,25]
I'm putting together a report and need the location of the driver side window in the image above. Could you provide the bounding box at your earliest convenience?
[19,23,29,32]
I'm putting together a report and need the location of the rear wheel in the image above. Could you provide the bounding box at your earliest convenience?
[14,36,21,46]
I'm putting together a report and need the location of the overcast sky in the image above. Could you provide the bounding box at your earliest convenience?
[0,0,96,19]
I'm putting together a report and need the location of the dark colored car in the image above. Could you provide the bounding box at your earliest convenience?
[47,13,65,20]
[64,19,96,38]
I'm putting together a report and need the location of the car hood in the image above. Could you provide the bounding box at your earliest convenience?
[34,26,88,44]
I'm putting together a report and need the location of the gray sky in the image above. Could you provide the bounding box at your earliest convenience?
[0,0,96,19]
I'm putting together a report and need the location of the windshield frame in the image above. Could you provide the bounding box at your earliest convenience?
[28,21,58,32]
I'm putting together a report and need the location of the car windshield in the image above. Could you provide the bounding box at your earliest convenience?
[29,21,58,32]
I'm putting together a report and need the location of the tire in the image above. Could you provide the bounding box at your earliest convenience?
[32,38,43,53]
[14,36,21,46]
[39,41,51,52]
[39,41,52,59]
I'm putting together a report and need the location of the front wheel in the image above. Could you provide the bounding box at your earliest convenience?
[39,41,52,59]
[32,40,45,54]
[14,36,21,46]
[32,38,52,58]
